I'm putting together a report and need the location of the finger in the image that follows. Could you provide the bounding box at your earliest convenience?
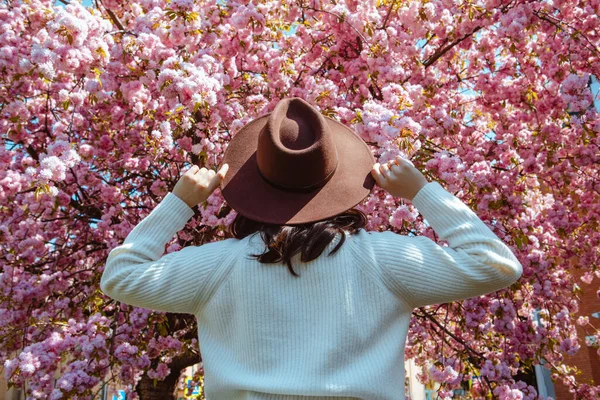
[380,162,391,178]
[217,163,229,179]
[186,165,200,175]
[198,171,215,188]
[397,156,414,167]
[207,173,223,192]
[371,163,386,185]
[388,164,404,179]
[198,167,208,174]
[390,162,403,173]
[383,162,400,180]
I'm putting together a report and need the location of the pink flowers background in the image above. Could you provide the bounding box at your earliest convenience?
[1,0,599,399]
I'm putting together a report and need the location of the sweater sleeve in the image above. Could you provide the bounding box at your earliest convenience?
[100,192,231,314]
[371,181,523,309]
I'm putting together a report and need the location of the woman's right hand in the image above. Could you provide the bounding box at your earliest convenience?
[371,156,429,200]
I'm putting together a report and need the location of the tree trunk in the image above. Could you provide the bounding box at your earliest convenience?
[135,349,201,400]
[135,372,181,400]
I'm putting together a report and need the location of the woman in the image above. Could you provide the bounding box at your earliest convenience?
[101,97,523,400]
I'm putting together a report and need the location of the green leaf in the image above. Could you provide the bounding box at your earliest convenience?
[160,79,173,91]
[157,322,168,337]
[515,235,522,250]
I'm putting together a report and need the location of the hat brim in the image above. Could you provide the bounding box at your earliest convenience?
[219,114,376,225]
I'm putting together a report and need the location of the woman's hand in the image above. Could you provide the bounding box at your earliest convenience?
[371,156,428,201]
[172,164,229,208]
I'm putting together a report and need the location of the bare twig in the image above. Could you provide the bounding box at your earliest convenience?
[380,0,398,30]
[97,0,138,37]
[103,7,125,31]
[423,26,483,68]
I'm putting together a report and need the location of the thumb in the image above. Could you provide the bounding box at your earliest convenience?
[371,163,385,185]
[217,163,229,180]
[208,164,229,192]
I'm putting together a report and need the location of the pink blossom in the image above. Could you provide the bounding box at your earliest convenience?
[580,271,594,284]
[39,155,66,181]
[147,362,171,380]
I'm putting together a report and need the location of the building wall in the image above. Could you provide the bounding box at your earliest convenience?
[405,358,426,400]
[552,267,600,399]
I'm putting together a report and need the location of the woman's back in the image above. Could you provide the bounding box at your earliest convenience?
[99,181,521,399]
[197,228,412,399]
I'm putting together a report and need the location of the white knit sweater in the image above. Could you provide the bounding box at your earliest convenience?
[100,181,523,400]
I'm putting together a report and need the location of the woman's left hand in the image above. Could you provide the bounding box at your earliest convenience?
[172,164,229,209]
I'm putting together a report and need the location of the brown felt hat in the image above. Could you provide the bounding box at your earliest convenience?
[219,97,376,225]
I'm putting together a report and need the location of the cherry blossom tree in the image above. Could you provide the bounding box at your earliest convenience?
[1,0,599,399]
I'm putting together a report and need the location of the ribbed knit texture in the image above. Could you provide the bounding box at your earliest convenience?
[100,181,523,400]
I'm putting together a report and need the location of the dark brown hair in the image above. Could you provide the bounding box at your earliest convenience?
[227,209,368,277]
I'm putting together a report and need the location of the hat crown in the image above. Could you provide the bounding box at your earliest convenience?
[257,97,338,191]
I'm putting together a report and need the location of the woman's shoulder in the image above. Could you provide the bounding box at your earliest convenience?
[350,227,395,237]
[349,228,410,245]
[198,236,244,250]
[345,228,381,246]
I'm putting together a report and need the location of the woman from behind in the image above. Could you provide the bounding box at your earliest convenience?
[101,97,522,400]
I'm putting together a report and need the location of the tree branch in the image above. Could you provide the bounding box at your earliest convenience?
[103,6,125,31]
[380,0,397,30]
[413,307,499,398]
[97,0,137,37]
[423,26,482,68]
